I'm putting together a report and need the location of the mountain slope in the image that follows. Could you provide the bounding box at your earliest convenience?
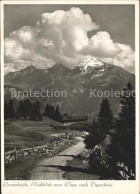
[5,57,135,116]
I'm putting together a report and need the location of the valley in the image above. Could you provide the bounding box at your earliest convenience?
[4,57,136,180]
[5,57,135,116]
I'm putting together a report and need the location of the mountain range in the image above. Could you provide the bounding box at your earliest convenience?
[5,57,135,116]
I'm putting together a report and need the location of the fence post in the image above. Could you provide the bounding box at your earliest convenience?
[32,147,35,155]
[15,148,17,160]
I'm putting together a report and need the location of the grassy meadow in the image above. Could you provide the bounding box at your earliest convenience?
[4,117,81,152]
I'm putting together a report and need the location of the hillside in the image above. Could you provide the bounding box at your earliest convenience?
[5,57,135,116]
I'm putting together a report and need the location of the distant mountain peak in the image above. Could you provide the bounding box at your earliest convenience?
[76,57,112,74]
[5,57,135,116]
[53,63,66,68]
[49,63,70,72]
[5,64,37,81]
[78,57,104,69]
[23,64,36,71]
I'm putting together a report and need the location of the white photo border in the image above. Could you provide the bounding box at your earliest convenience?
[1,1,139,194]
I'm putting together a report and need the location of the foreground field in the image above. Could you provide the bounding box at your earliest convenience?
[5,140,77,180]
[4,117,80,152]
[5,117,83,180]
[4,118,111,180]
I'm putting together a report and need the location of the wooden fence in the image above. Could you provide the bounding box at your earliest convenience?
[5,133,75,164]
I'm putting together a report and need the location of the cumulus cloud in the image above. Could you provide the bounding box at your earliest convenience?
[4,7,135,74]
[81,31,121,58]
[114,44,135,73]
[89,32,121,57]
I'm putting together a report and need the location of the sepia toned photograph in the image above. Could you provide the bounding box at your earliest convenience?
[2,1,139,187]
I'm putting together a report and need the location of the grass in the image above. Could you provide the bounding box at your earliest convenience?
[5,117,99,180]
[4,117,80,151]
[5,155,46,180]
[5,140,77,180]
[4,117,80,180]
[69,122,92,132]
[4,118,112,180]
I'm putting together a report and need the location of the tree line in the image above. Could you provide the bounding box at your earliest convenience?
[4,99,62,122]
[44,104,62,122]
[85,82,135,179]
[4,99,42,121]
[4,82,135,178]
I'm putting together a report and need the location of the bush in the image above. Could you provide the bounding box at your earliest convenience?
[89,151,106,174]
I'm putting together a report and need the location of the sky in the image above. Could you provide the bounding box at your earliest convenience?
[4,4,135,74]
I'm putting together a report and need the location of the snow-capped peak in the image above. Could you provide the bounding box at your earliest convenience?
[76,57,105,74]
[78,57,104,70]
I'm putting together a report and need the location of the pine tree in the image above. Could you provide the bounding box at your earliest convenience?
[35,101,41,121]
[38,114,42,121]
[98,98,114,136]
[117,82,135,171]
[16,100,22,119]
[44,104,49,117]
[22,100,28,119]
[30,102,37,121]
[8,100,15,118]
[26,99,32,117]
[85,119,103,149]
[29,101,42,121]
[55,105,61,121]
[20,100,24,118]
[4,101,8,119]
[119,82,135,129]
[50,105,55,119]
[106,82,135,176]
[44,103,62,122]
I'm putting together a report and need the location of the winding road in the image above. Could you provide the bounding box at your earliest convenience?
[30,137,85,180]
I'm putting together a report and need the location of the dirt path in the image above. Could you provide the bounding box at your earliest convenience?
[30,138,85,180]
